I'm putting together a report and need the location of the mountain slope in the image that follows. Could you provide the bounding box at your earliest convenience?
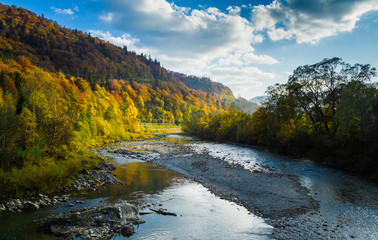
[249,96,267,105]
[0,3,223,124]
[0,4,166,83]
[231,98,259,113]
[0,4,259,115]
[172,72,258,113]
[171,72,234,100]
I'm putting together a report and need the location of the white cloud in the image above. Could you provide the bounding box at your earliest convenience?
[93,0,279,98]
[90,30,138,49]
[74,6,79,12]
[252,0,378,44]
[268,28,293,41]
[227,6,241,16]
[51,7,74,15]
[98,0,274,61]
[207,67,275,98]
[89,30,151,55]
[99,12,114,23]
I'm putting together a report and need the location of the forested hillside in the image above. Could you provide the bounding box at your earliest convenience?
[0,4,166,83]
[171,72,234,101]
[0,3,224,124]
[172,72,258,113]
[184,58,378,178]
[0,3,225,198]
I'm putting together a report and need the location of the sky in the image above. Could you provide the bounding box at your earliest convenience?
[3,0,378,99]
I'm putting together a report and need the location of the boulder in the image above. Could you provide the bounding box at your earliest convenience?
[24,201,40,211]
[14,199,24,210]
[120,224,135,236]
[0,204,6,212]
[6,201,19,213]
[38,201,145,239]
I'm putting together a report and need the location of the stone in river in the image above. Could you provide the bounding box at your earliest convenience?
[37,201,145,239]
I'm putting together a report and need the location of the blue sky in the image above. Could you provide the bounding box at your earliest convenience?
[3,0,378,99]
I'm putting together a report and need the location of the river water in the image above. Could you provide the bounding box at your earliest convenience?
[0,135,273,239]
[0,134,377,239]
[186,139,378,239]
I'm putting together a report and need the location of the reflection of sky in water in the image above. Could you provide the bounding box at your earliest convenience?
[101,147,273,239]
[185,139,378,239]
[187,141,378,206]
[125,179,273,240]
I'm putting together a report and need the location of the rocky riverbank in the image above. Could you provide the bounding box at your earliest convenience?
[36,201,145,239]
[113,137,329,239]
[60,159,122,193]
[115,139,318,219]
[151,151,319,219]
[0,158,122,215]
[0,194,70,213]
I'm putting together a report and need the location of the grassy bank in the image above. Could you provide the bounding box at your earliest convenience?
[140,123,181,133]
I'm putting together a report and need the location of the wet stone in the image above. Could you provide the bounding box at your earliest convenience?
[37,201,144,239]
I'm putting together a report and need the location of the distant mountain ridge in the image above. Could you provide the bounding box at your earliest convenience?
[170,72,235,100]
[231,98,259,113]
[171,72,259,113]
[249,96,267,105]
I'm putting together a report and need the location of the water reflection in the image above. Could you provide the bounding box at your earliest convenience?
[125,180,273,240]
[0,212,51,240]
[71,161,182,205]
[188,140,378,208]
[186,139,378,239]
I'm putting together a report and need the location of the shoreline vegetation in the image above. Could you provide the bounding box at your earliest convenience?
[0,156,121,214]
[182,58,378,181]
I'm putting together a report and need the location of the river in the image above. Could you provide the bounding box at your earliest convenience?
[0,134,377,239]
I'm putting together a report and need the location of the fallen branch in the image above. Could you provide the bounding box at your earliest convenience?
[150,208,177,216]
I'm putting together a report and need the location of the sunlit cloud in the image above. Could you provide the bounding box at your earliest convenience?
[51,7,74,15]
[252,0,378,44]
[93,0,279,98]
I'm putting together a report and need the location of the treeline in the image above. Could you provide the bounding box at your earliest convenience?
[183,58,378,178]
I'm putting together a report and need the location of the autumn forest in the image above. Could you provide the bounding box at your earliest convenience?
[0,4,229,197]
